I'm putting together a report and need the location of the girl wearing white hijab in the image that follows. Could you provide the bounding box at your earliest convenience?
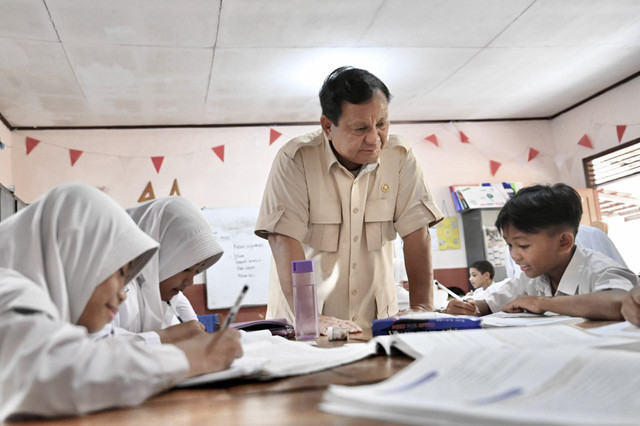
[110,196,223,344]
[0,184,241,420]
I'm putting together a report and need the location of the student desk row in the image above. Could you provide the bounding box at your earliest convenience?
[10,321,613,426]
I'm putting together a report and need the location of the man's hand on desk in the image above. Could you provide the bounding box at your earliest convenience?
[621,287,640,327]
[396,304,433,317]
[501,296,548,314]
[318,314,362,335]
[157,320,206,344]
[175,328,243,378]
[445,299,478,316]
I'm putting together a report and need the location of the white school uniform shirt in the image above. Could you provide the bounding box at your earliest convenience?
[109,196,223,341]
[0,184,189,420]
[485,246,638,313]
[505,225,628,278]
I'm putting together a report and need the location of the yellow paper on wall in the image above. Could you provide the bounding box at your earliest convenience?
[436,217,461,250]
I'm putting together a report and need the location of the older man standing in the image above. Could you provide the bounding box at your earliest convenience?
[255,66,443,334]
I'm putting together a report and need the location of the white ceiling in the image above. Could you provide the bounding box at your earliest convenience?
[1,0,640,128]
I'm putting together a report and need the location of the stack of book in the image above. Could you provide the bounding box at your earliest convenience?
[449,182,518,212]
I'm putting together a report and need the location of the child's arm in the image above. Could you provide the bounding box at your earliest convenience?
[501,289,628,320]
[621,287,640,326]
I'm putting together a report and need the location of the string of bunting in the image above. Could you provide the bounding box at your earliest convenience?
[22,128,285,172]
[423,120,639,177]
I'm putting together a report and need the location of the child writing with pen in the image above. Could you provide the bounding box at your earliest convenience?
[0,184,241,420]
[447,183,638,319]
[96,196,224,344]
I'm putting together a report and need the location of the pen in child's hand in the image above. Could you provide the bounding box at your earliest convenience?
[436,281,480,314]
[207,285,249,351]
[166,300,184,323]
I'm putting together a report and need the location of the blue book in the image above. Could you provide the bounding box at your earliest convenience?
[372,316,482,336]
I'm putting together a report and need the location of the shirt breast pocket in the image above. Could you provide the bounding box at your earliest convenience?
[364,199,396,252]
[307,201,342,252]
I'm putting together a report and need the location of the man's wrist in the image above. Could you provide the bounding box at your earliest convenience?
[410,304,433,312]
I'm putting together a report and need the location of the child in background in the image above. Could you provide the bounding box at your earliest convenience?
[622,287,640,327]
[100,196,224,344]
[0,184,241,420]
[447,183,638,319]
[467,260,495,299]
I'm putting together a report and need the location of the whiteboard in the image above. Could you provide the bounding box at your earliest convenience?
[203,206,271,309]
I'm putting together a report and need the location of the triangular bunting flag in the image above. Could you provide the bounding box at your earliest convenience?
[424,134,439,147]
[577,134,593,149]
[459,131,470,144]
[26,136,40,155]
[490,160,501,176]
[151,156,164,173]
[527,148,539,162]
[170,179,181,196]
[212,145,225,162]
[138,181,156,202]
[69,149,83,166]
[616,125,627,143]
[269,128,282,145]
[554,154,565,170]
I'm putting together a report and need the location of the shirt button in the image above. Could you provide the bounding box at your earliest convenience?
[353,235,359,243]
[353,207,359,214]
[277,205,284,211]
[352,289,357,296]
[352,263,357,270]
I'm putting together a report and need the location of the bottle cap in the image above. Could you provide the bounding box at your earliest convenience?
[291,259,314,273]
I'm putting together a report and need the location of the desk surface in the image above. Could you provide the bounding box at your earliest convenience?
[11,320,614,425]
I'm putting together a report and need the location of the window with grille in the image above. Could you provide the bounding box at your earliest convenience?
[583,138,640,188]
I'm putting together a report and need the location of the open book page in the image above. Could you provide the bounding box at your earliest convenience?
[481,311,585,327]
[321,345,640,425]
[585,321,640,338]
[370,324,634,359]
[178,330,375,386]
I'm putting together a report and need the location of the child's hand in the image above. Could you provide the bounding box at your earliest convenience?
[501,296,548,314]
[176,328,243,378]
[621,287,640,327]
[157,320,206,344]
[445,299,478,316]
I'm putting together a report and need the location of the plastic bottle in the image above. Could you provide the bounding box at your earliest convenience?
[292,260,319,340]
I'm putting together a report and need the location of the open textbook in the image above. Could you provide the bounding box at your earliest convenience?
[321,345,640,425]
[179,323,636,387]
[481,311,586,327]
[178,330,375,387]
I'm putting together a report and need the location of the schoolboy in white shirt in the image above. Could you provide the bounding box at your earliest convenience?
[447,183,638,319]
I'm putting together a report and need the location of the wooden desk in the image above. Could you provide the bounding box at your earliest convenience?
[11,335,412,426]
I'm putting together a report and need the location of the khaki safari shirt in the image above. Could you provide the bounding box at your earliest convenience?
[255,129,443,329]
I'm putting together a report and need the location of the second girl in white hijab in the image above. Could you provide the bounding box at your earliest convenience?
[0,184,241,421]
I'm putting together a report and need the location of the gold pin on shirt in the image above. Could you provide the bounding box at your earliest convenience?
[381,183,390,193]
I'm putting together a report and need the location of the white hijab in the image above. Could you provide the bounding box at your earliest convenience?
[126,196,223,331]
[0,183,158,323]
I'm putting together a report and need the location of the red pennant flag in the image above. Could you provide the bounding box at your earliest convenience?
[26,136,40,155]
[528,148,539,162]
[424,134,439,147]
[459,131,470,144]
[490,160,501,176]
[269,128,282,145]
[69,149,83,166]
[212,145,225,162]
[577,134,593,149]
[151,156,164,173]
[616,125,626,143]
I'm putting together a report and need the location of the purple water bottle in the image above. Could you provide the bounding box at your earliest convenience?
[292,260,319,340]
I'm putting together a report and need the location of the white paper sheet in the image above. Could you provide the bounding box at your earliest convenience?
[481,311,585,327]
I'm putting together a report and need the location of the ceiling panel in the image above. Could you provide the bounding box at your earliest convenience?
[217,0,384,48]
[0,0,58,41]
[492,0,640,47]
[362,0,534,47]
[46,0,220,47]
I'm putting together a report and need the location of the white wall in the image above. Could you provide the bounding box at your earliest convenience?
[10,119,559,269]
[551,76,640,187]
[0,119,12,186]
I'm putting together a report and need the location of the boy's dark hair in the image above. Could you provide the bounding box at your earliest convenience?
[470,260,495,279]
[319,66,392,126]
[495,183,582,236]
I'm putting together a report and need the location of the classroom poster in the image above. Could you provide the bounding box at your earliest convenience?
[436,217,461,250]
